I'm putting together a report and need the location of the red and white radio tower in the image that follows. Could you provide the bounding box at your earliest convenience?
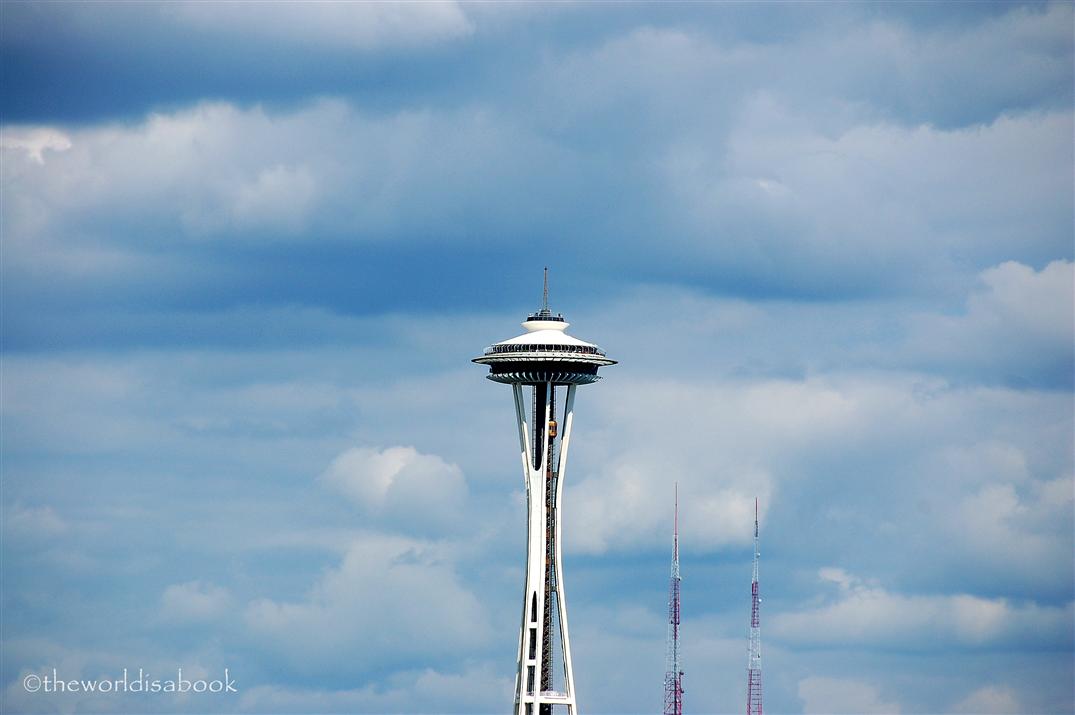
[663,484,683,715]
[746,498,762,715]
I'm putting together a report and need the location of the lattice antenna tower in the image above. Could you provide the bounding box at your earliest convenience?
[663,483,683,715]
[746,498,762,715]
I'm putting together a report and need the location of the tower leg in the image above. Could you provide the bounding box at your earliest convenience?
[511,383,579,715]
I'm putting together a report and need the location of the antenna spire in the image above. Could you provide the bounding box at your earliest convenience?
[674,482,679,559]
[543,266,549,312]
[524,267,566,324]
[747,498,763,715]
[664,483,683,715]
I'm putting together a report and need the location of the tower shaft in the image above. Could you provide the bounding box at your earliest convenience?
[535,383,556,697]
[512,382,578,715]
[746,498,762,715]
[474,278,615,715]
[663,484,683,715]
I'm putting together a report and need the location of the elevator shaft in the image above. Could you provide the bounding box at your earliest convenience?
[533,384,557,711]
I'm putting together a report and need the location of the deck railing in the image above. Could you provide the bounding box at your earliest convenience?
[485,343,604,356]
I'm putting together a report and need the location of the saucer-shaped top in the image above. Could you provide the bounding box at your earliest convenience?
[473,314,615,385]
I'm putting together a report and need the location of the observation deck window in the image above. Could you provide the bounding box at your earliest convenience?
[485,343,604,357]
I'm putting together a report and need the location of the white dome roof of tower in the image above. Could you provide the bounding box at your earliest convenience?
[497,322,600,350]
[473,270,616,380]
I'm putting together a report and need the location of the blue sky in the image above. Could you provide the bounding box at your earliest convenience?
[1,2,1072,713]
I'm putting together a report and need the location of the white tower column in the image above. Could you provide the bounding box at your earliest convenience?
[472,274,615,715]
[511,382,578,715]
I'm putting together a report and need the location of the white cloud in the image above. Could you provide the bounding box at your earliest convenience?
[541,3,1071,133]
[226,164,317,234]
[564,373,921,556]
[1,99,574,270]
[976,260,1074,343]
[951,685,1023,714]
[3,504,68,539]
[664,104,1072,293]
[944,475,1074,588]
[0,127,71,164]
[160,580,231,623]
[799,676,901,715]
[320,445,467,535]
[772,569,1074,650]
[818,566,858,591]
[243,534,491,672]
[0,359,156,456]
[905,260,1074,385]
[527,8,1071,294]
[558,352,1074,567]
[566,458,768,555]
[931,441,1031,487]
[5,98,1069,309]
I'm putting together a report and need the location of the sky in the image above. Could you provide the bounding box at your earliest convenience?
[1,2,1072,714]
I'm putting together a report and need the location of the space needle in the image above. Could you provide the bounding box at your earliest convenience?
[474,270,615,715]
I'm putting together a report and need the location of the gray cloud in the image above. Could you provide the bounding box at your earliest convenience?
[168,1,473,51]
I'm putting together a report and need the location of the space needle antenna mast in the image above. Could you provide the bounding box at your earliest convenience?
[663,483,684,715]
[543,266,549,312]
[746,498,763,715]
[473,271,616,715]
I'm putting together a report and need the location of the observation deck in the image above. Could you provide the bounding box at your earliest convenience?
[473,307,616,386]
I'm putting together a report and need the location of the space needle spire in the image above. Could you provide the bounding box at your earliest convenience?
[543,266,549,313]
[473,272,616,715]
